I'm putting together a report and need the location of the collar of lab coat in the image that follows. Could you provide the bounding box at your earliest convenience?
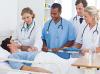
[76,15,84,20]
[23,20,35,31]
[82,24,100,49]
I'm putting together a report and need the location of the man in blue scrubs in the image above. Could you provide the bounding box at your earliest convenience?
[42,3,76,59]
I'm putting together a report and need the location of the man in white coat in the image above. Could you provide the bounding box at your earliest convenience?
[71,0,88,42]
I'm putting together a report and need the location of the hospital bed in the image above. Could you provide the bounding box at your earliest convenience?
[0,53,84,74]
[0,46,51,74]
[0,48,72,74]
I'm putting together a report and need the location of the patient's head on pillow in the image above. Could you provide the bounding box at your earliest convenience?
[1,36,12,52]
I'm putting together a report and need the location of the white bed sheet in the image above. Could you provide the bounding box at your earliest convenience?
[32,52,71,74]
[1,47,99,74]
[0,62,50,74]
[33,52,100,74]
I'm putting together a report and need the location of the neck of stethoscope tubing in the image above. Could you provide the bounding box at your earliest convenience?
[21,21,35,39]
[28,22,35,39]
[81,23,98,39]
[47,18,62,33]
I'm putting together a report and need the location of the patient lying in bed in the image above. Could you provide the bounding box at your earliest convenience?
[0,37,70,74]
[1,38,72,74]
[0,37,51,74]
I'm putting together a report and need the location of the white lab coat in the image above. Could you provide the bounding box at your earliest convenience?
[12,20,42,51]
[68,23,100,74]
[70,15,87,43]
[81,23,100,49]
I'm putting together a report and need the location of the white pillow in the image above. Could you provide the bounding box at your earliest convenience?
[0,46,11,59]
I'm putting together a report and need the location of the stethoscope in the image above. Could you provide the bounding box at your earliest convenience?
[46,18,63,34]
[73,15,78,21]
[73,15,84,24]
[81,23,99,39]
[21,21,35,39]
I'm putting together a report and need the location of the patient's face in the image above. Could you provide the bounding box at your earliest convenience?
[7,41,19,53]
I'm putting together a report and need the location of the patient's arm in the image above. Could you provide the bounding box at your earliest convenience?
[20,45,31,51]
[21,65,51,73]
[8,52,51,73]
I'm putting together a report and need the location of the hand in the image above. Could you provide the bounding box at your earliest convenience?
[42,47,48,52]
[96,47,100,53]
[27,47,38,52]
[52,48,61,53]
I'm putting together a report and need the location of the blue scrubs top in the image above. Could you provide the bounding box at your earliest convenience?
[42,18,76,49]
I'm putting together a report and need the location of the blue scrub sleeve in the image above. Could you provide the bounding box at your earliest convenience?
[42,27,45,40]
[42,23,47,40]
[41,21,50,40]
[68,22,76,40]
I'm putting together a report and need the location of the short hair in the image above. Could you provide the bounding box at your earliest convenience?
[75,0,87,7]
[1,36,12,52]
[51,3,62,12]
[21,7,35,18]
[84,6,100,22]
